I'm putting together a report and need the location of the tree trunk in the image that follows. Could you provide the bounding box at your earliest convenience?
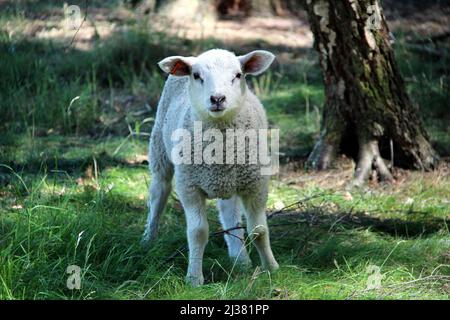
[304,0,439,186]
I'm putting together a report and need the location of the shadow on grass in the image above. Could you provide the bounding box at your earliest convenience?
[0,150,143,178]
[270,210,449,239]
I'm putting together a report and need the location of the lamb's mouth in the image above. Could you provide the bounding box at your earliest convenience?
[209,105,225,114]
[208,107,226,118]
[209,105,226,112]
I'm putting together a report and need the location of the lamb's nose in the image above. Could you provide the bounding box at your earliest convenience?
[210,95,226,106]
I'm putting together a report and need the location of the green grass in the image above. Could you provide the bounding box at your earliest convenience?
[0,2,449,300]
[1,136,449,299]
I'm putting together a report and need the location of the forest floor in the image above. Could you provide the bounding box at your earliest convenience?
[0,0,449,299]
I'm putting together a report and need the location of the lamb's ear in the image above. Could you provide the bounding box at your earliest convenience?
[238,50,275,76]
[157,56,196,76]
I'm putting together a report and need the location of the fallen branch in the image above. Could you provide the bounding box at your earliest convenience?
[155,193,448,267]
[156,193,331,266]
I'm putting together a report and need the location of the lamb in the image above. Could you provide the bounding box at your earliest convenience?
[142,48,279,286]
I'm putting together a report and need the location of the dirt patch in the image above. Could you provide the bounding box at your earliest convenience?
[152,14,314,49]
[4,2,448,52]
[279,156,450,194]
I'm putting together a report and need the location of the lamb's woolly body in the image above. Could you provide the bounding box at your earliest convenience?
[152,75,268,199]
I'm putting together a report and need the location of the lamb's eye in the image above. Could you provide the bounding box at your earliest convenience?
[193,72,201,80]
[235,73,242,79]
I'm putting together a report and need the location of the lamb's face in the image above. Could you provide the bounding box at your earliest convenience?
[188,50,244,118]
[158,49,275,119]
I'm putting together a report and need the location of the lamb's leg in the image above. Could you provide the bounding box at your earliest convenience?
[142,132,174,245]
[142,172,172,245]
[217,196,252,268]
[178,186,208,286]
[240,192,279,272]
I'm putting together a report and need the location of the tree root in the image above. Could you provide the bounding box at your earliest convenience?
[306,129,438,187]
[352,140,393,187]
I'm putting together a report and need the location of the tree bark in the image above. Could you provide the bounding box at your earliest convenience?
[304,0,439,185]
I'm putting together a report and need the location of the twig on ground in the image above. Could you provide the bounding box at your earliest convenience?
[267,192,332,219]
[156,193,332,266]
[155,192,448,268]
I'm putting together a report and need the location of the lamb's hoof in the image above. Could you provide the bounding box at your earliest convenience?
[140,238,150,248]
[185,274,204,287]
[263,261,279,273]
[140,233,155,248]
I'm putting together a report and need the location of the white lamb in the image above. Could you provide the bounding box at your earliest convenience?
[142,48,279,286]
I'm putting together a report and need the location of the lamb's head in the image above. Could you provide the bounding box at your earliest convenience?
[158,49,275,119]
